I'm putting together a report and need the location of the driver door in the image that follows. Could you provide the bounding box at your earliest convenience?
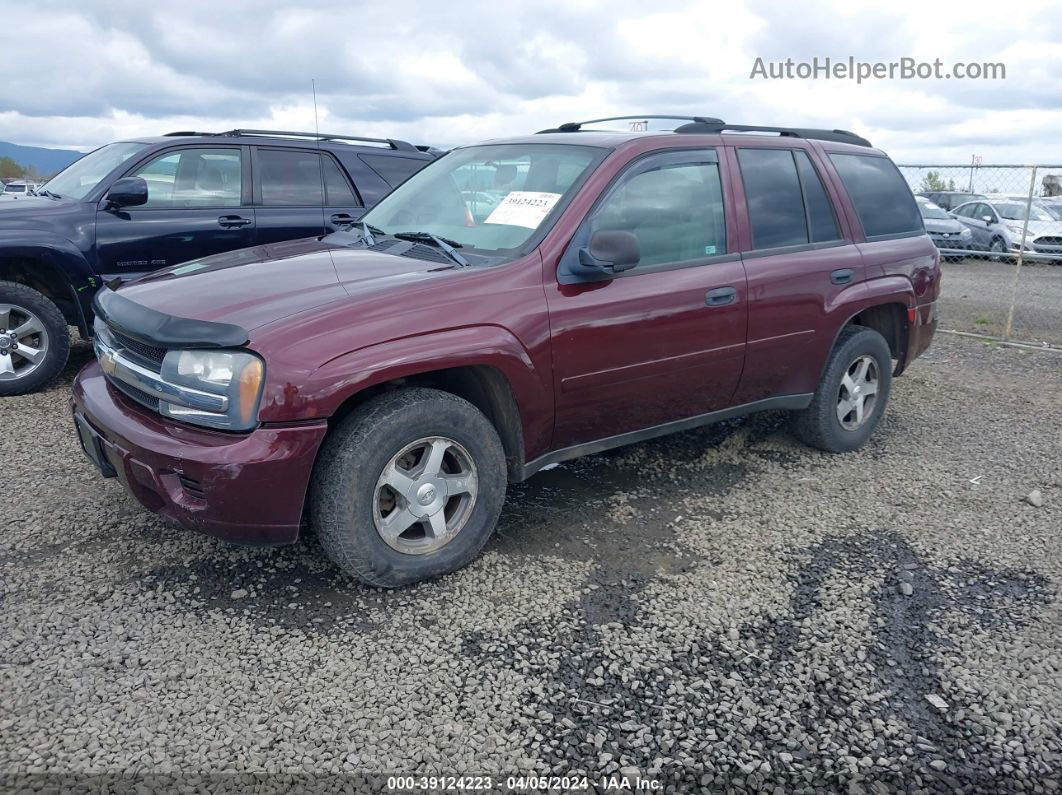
[544,149,748,449]
[94,146,254,280]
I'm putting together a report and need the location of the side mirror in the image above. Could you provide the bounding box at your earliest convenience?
[104,176,148,209]
[982,214,995,224]
[568,230,641,281]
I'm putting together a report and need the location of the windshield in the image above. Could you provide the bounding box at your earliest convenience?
[39,141,148,200]
[917,198,950,220]
[1040,202,1062,221]
[996,202,1054,222]
[359,143,605,259]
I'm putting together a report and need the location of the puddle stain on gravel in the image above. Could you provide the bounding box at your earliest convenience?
[140,540,379,633]
[463,532,1055,792]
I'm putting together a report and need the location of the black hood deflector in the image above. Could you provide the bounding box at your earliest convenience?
[93,287,249,349]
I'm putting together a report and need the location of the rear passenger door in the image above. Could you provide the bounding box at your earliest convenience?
[251,147,364,245]
[729,145,860,403]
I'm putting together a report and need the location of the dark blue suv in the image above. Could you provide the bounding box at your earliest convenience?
[0,129,438,394]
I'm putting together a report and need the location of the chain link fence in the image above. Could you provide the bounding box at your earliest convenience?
[896,164,1062,349]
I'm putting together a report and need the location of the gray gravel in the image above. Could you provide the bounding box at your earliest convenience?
[940,256,1062,347]
[1,334,1060,793]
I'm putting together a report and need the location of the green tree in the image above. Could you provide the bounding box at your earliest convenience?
[919,170,951,192]
[0,156,27,180]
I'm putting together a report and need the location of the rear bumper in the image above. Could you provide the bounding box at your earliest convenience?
[71,361,328,545]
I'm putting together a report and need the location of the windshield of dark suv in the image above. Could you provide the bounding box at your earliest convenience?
[38,141,148,200]
[356,143,605,261]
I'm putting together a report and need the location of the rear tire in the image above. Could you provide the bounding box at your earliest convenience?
[311,388,507,588]
[792,326,892,453]
[0,281,70,396]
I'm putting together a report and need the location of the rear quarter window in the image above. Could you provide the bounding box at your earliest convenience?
[830,153,923,238]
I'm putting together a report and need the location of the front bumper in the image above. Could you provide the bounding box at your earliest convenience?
[72,361,328,545]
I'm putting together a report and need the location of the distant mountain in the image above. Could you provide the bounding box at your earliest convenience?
[0,141,83,177]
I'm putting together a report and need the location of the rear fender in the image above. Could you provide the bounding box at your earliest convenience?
[820,275,916,378]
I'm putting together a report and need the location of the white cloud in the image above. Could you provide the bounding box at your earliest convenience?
[2,0,1061,162]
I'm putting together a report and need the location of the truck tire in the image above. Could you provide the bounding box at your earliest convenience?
[311,387,507,588]
[792,325,892,453]
[0,280,71,396]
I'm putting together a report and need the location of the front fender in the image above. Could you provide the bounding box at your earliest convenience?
[259,325,555,461]
[0,233,98,334]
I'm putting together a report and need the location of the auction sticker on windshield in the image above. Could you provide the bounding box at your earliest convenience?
[484,191,561,229]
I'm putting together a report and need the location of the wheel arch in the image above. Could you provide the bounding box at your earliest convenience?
[326,364,527,481]
[823,278,915,378]
[0,244,95,336]
[284,326,553,482]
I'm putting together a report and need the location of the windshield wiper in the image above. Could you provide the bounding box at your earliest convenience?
[393,231,469,267]
[37,189,62,199]
[354,221,383,246]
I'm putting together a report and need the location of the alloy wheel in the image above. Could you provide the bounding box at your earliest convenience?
[0,303,49,382]
[836,355,879,431]
[373,436,478,555]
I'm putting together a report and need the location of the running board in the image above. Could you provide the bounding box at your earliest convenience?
[518,394,813,481]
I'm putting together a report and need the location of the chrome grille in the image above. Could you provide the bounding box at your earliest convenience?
[110,329,166,369]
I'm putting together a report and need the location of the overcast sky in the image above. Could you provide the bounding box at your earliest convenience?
[2,0,1060,163]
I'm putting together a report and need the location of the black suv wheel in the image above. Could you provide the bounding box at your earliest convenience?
[0,281,70,396]
[792,325,893,453]
[311,388,507,587]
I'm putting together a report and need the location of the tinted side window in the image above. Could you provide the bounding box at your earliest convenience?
[794,151,840,242]
[829,153,923,237]
[359,154,430,187]
[738,148,807,249]
[322,156,357,205]
[130,148,241,209]
[594,158,726,267]
[258,149,324,206]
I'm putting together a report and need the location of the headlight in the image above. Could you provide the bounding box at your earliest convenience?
[1007,224,1026,235]
[159,349,264,431]
[960,227,972,237]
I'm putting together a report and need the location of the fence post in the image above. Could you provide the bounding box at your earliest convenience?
[1002,166,1038,341]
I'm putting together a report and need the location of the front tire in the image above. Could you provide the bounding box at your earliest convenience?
[0,281,70,396]
[311,388,507,588]
[792,326,893,453]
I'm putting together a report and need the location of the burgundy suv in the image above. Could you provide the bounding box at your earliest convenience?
[72,116,940,587]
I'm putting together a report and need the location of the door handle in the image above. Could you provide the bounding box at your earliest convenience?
[330,213,356,226]
[705,286,737,307]
[831,268,854,285]
[218,215,252,229]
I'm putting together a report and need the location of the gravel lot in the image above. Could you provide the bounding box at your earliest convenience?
[2,334,1060,793]
[940,257,1062,347]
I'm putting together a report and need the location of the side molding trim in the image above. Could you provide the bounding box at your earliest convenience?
[518,393,814,481]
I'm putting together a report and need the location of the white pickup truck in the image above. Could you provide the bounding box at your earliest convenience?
[0,181,39,200]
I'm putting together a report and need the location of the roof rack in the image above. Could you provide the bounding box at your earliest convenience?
[537,116,872,147]
[537,115,724,134]
[164,129,418,151]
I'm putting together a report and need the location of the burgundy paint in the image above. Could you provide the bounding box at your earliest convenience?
[72,131,940,543]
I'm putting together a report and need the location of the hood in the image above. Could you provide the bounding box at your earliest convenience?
[1016,220,1062,238]
[0,195,82,227]
[115,236,461,333]
[922,217,966,234]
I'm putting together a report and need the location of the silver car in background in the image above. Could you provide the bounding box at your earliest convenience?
[916,196,972,259]
[951,198,1062,263]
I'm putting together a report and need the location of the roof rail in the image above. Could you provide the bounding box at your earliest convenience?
[536,116,872,147]
[537,115,724,134]
[673,120,872,147]
[164,129,419,151]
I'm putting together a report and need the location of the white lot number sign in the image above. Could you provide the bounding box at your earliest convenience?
[485,191,562,229]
